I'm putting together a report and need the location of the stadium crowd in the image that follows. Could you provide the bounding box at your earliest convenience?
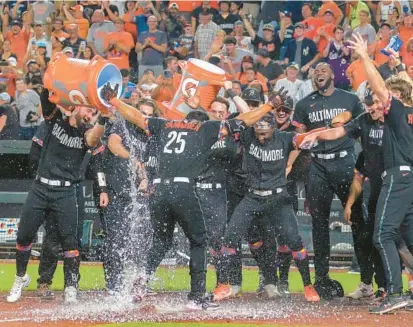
[3,0,413,315]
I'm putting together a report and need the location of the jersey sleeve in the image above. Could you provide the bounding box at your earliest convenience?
[292,100,308,130]
[354,151,367,177]
[351,94,365,117]
[41,88,61,123]
[284,131,296,153]
[109,119,126,138]
[385,97,405,127]
[239,127,254,146]
[146,117,167,136]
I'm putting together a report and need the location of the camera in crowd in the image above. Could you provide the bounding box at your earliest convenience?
[26,111,37,123]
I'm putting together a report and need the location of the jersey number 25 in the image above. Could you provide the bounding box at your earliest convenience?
[163,131,188,154]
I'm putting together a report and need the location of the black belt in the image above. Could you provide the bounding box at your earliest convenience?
[36,175,72,187]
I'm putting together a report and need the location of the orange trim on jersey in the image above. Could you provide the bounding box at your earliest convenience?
[165,121,201,131]
[292,120,306,129]
[248,241,263,250]
[64,250,80,258]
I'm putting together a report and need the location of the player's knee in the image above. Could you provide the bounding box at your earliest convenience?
[16,242,32,251]
[61,237,79,253]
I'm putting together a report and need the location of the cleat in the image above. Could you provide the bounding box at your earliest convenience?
[278,280,290,295]
[36,283,55,300]
[347,283,374,299]
[304,285,320,302]
[213,283,241,301]
[260,284,280,299]
[7,274,31,303]
[369,294,410,314]
[64,286,78,303]
[131,275,148,303]
[185,299,220,311]
[372,288,387,303]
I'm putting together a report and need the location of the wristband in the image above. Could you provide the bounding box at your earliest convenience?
[227,89,237,99]
[97,115,108,126]
[395,63,406,73]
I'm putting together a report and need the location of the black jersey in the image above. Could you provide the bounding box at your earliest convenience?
[293,89,364,154]
[143,134,160,183]
[344,112,384,178]
[37,88,92,182]
[240,128,295,190]
[146,118,223,179]
[381,98,413,170]
[197,137,238,184]
[213,13,241,34]
[354,151,367,177]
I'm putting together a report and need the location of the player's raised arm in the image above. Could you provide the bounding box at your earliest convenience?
[101,83,147,131]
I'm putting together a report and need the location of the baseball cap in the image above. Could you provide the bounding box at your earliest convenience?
[256,48,270,58]
[242,88,261,103]
[71,5,84,12]
[27,59,37,67]
[294,22,305,29]
[11,20,22,27]
[7,57,17,67]
[234,20,243,27]
[281,11,292,18]
[34,21,43,27]
[242,55,254,63]
[168,2,179,10]
[36,41,47,48]
[263,23,274,32]
[380,21,392,29]
[114,18,125,24]
[63,47,74,54]
[255,112,276,129]
[287,63,299,70]
[0,92,11,104]
[324,9,335,16]
[363,87,374,105]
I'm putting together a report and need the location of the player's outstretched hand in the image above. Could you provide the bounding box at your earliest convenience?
[101,83,119,102]
[344,204,352,226]
[268,87,291,109]
[348,33,368,60]
[330,111,352,127]
[299,133,318,150]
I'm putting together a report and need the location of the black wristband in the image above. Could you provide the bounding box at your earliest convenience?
[396,63,406,73]
[97,115,108,126]
[227,89,237,99]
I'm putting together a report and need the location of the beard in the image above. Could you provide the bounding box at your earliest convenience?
[315,76,333,93]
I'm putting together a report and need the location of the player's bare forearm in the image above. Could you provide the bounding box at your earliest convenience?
[85,123,105,148]
[233,96,250,113]
[108,134,130,159]
[237,104,273,126]
[347,174,364,208]
[313,126,346,141]
[362,57,388,104]
[287,150,300,168]
[110,98,147,131]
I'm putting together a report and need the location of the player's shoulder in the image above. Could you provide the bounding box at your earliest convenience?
[334,88,359,101]
[296,90,319,107]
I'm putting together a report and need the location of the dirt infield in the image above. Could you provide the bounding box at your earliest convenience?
[0,291,411,327]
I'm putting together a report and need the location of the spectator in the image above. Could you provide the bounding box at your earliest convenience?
[79,45,95,60]
[255,48,284,89]
[398,15,413,58]
[191,1,219,34]
[1,40,17,61]
[346,53,369,92]
[353,9,376,44]
[226,79,242,113]
[278,11,295,60]
[241,1,261,21]
[134,1,161,37]
[156,56,181,90]
[51,17,69,55]
[122,1,141,41]
[61,4,90,39]
[120,69,137,100]
[0,90,18,140]
[151,70,176,103]
[378,53,400,80]
[159,3,184,46]
[31,0,55,23]
[274,64,304,106]
[347,0,371,30]
[314,10,336,54]
[230,1,243,16]
[87,9,115,56]
[23,41,49,72]
[368,22,391,66]
[284,23,319,79]
[103,3,121,22]
[296,64,317,102]
[217,36,253,74]
[104,18,134,70]
[256,1,284,36]
[136,15,167,78]
[63,47,74,58]
[241,11,281,61]
[301,3,324,40]
[244,67,268,94]
[233,20,253,52]
[323,26,351,90]
[27,21,52,58]
[62,24,86,57]
[235,55,267,86]
[213,0,240,35]
[137,69,158,94]
[317,0,344,24]
[15,78,42,140]
[0,57,18,98]
[24,60,42,85]
[402,37,413,70]
[128,89,143,107]
[29,76,43,96]
[376,0,401,25]
[207,29,227,58]
[2,18,31,68]
[194,10,219,60]
[174,23,195,59]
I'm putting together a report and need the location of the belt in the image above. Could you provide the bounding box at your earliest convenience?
[153,177,190,184]
[196,183,222,189]
[36,175,71,187]
[381,166,411,179]
[249,188,283,197]
[311,151,348,160]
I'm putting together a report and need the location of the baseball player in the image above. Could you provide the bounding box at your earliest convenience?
[101,82,283,310]
[300,88,387,301]
[218,109,320,302]
[293,62,364,299]
[7,88,107,303]
[347,34,413,313]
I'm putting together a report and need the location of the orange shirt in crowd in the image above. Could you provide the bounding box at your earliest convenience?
[0,73,16,98]
[123,9,143,41]
[346,59,368,91]
[398,25,413,57]
[315,23,336,53]
[174,1,202,12]
[317,1,343,21]
[156,73,181,90]
[403,51,413,69]
[301,17,324,40]
[236,71,267,87]
[65,18,90,39]
[369,38,390,66]
[103,31,135,70]
[6,30,31,68]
